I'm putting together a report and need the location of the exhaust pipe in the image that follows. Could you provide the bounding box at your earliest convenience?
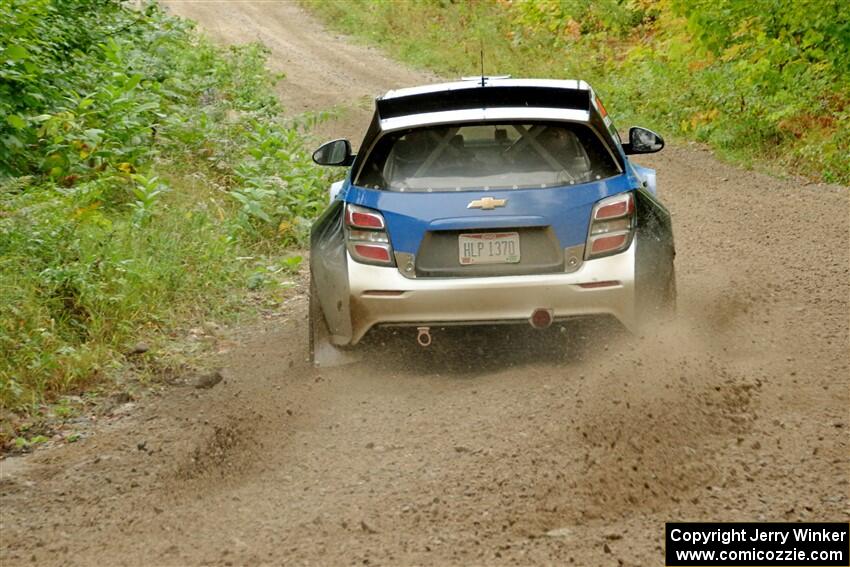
[416,326,432,347]
[529,308,554,329]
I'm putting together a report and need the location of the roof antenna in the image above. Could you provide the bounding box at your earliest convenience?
[480,40,485,87]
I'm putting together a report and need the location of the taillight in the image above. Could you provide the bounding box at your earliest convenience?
[586,192,634,259]
[345,204,394,266]
[345,204,385,230]
[594,195,633,220]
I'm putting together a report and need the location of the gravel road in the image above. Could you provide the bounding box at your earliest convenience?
[1,2,847,566]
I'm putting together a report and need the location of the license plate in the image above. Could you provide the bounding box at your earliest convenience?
[458,232,521,265]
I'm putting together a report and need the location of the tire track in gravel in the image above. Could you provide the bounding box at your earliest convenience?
[1,2,847,566]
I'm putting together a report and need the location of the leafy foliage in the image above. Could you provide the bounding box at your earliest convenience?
[309,0,849,183]
[0,1,335,412]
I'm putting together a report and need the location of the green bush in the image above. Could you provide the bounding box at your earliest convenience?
[0,1,335,412]
[307,0,849,183]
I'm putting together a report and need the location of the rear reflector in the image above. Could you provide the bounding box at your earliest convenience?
[362,290,405,297]
[590,233,628,255]
[577,280,621,289]
[353,244,391,263]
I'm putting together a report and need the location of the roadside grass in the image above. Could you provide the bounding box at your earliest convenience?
[306,0,849,185]
[0,1,338,427]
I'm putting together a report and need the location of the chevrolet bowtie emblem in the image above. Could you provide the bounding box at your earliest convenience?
[467,197,507,210]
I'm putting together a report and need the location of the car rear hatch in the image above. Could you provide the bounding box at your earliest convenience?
[343,173,634,278]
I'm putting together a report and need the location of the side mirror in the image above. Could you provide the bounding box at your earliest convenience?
[312,139,355,166]
[623,127,664,155]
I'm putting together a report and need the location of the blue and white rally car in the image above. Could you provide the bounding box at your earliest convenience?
[310,78,674,364]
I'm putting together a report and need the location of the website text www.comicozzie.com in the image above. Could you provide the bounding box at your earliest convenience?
[673,548,844,564]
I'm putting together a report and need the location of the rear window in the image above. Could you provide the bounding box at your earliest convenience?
[355,122,619,192]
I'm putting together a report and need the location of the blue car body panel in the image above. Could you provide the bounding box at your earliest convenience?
[339,172,640,254]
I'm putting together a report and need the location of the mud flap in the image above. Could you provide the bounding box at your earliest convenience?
[309,275,360,367]
[309,200,359,366]
[311,338,361,368]
[633,188,676,327]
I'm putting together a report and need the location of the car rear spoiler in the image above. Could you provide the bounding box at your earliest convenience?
[351,84,624,177]
[376,86,592,120]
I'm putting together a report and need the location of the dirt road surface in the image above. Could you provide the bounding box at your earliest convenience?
[2,2,848,566]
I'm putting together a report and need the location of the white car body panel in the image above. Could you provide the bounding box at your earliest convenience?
[329,180,344,202]
[381,78,590,101]
[379,107,592,133]
[342,239,638,345]
[632,164,657,195]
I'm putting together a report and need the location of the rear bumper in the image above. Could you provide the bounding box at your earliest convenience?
[344,240,637,344]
